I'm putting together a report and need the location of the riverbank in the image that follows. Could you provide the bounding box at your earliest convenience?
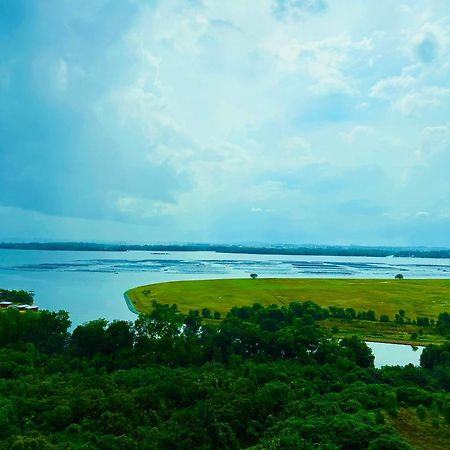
[123,292,140,315]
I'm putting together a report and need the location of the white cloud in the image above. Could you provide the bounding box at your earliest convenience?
[413,30,440,64]
[272,0,327,19]
[369,74,416,100]
[53,58,86,94]
[397,4,412,14]
[369,17,450,118]
[4,0,450,245]
[339,126,373,143]
[370,71,450,116]
[393,86,450,115]
[251,207,273,213]
[261,33,371,95]
[422,122,450,139]
[418,122,450,158]
[270,137,320,171]
[409,20,450,65]
[116,196,177,217]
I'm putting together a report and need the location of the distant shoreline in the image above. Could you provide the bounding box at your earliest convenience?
[1,242,450,259]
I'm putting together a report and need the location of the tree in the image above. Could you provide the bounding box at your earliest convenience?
[395,274,404,279]
[436,312,450,336]
[106,320,135,352]
[0,308,71,353]
[70,319,109,357]
[184,310,202,335]
[201,308,211,318]
[134,302,183,341]
[339,336,375,368]
[395,309,406,324]
[416,317,430,327]
[250,273,258,279]
[420,342,450,369]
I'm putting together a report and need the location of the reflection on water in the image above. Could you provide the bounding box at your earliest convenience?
[367,342,424,368]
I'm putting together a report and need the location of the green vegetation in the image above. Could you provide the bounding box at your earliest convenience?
[389,408,450,450]
[127,278,450,318]
[126,278,450,344]
[0,288,34,305]
[0,297,449,449]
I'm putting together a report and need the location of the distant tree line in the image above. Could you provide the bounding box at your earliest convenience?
[275,301,450,338]
[2,241,450,258]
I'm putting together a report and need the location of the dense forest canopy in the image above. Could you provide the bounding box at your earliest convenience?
[0,292,449,449]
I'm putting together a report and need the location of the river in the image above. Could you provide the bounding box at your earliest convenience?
[0,249,447,366]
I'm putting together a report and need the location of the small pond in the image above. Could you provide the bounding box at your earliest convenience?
[367,342,424,368]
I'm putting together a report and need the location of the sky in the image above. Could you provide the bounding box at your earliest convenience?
[1,0,450,246]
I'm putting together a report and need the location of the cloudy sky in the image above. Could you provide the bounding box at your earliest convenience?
[1,0,450,246]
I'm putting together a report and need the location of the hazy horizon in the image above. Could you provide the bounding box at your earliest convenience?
[2,240,450,252]
[2,1,450,246]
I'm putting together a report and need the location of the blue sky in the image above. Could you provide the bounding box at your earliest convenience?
[1,0,450,246]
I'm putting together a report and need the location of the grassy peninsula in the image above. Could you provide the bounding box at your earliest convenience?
[126,278,450,345]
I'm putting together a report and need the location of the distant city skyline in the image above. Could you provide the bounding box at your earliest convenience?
[1,1,450,246]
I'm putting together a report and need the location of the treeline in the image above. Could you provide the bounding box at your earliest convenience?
[265,301,450,338]
[0,289,34,305]
[0,301,376,366]
[0,300,449,449]
[2,241,450,258]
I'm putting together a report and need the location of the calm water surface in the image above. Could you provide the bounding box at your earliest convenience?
[367,342,424,368]
[0,249,446,366]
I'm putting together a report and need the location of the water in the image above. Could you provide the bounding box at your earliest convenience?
[0,249,446,366]
[1,249,449,326]
[367,342,424,368]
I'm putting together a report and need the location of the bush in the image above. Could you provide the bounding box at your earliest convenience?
[368,436,414,449]
[416,404,427,421]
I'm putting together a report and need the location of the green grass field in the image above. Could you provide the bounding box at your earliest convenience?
[125,278,450,345]
[126,278,450,319]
